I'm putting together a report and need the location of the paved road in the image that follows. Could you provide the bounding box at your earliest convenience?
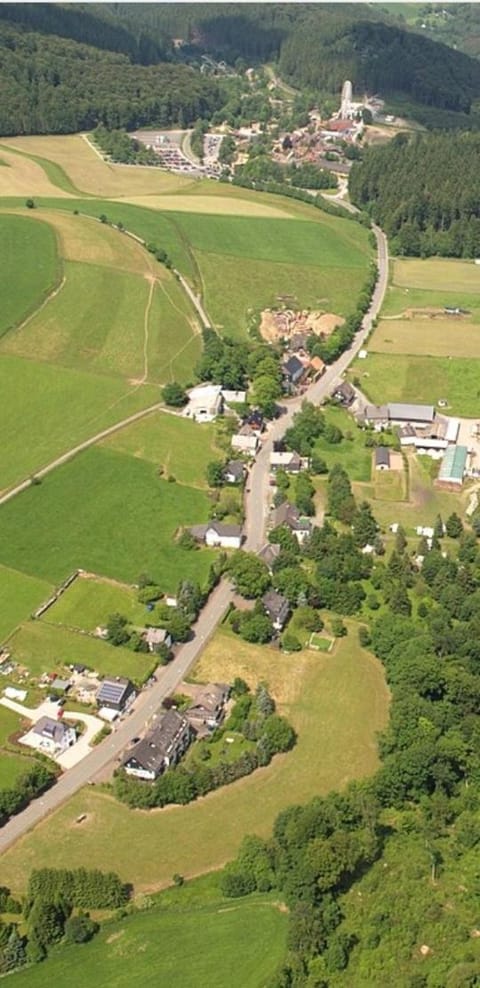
[245,222,388,550]
[0,221,388,852]
[0,579,234,852]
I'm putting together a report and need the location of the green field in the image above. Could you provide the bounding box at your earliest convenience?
[368,316,480,358]
[0,704,24,746]
[8,894,287,988]
[351,351,480,416]
[101,412,219,487]
[2,260,150,379]
[0,214,58,337]
[0,753,35,789]
[0,565,52,641]
[0,447,214,590]
[0,354,158,491]
[314,406,372,482]
[8,621,155,684]
[146,279,201,384]
[0,625,389,893]
[45,577,148,632]
[381,283,480,320]
[393,257,480,293]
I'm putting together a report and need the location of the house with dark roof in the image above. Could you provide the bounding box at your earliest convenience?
[270,450,304,473]
[96,677,135,712]
[271,502,312,544]
[223,460,246,485]
[332,380,356,406]
[258,543,281,573]
[243,409,264,433]
[186,683,230,733]
[374,447,390,471]
[123,709,192,781]
[283,355,307,390]
[262,590,290,631]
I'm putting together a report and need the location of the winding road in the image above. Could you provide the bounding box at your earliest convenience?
[0,218,388,854]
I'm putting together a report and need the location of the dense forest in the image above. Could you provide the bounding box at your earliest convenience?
[349,132,480,257]
[220,468,480,985]
[0,22,220,134]
[0,4,479,136]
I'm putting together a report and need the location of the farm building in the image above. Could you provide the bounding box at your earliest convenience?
[387,403,435,427]
[362,405,389,429]
[183,384,223,423]
[436,445,468,490]
[123,709,192,781]
[374,447,390,470]
[96,676,135,713]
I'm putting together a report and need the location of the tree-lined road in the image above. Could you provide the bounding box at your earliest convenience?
[0,220,388,854]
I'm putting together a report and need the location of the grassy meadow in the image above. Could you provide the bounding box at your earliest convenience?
[101,412,220,487]
[45,577,148,633]
[146,278,201,384]
[8,892,287,988]
[359,255,480,415]
[0,354,158,491]
[7,621,155,685]
[0,625,389,893]
[0,565,52,642]
[0,447,214,590]
[0,214,58,337]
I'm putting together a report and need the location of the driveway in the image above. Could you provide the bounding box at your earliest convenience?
[0,696,104,769]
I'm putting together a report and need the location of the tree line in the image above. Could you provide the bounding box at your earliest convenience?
[217,466,480,983]
[349,131,480,258]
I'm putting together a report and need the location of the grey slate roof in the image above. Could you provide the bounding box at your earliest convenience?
[262,590,290,622]
[387,403,435,423]
[124,709,189,776]
[375,446,390,467]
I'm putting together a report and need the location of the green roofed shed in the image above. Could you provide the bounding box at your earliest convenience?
[438,445,467,486]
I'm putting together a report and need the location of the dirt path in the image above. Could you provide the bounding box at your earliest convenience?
[139,275,155,384]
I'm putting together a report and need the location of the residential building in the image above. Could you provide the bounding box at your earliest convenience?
[283,355,307,389]
[231,425,259,456]
[186,682,230,732]
[310,356,325,378]
[243,409,264,433]
[270,450,304,473]
[332,381,356,406]
[258,543,281,573]
[362,404,389,429]
[143,628,172,653]
[189,521,243,549]
[96,676,135,713]
[223,460,246,484]
[221,389,247,406]
[32,716,76,755]
[374,447,390,471]
[123,709,192,781]
[271,501,312,544]
[262,590,290,631]
[183,384,223,423]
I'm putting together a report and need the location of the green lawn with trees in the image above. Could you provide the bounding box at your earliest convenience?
[0,213,58,337]
[351,351,480,417]
[0,447,215,591]
[44,577,148,633]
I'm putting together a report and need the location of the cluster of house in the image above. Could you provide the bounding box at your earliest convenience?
[122,682,230,781]
[359,402,468,489]
[282,346,325,396]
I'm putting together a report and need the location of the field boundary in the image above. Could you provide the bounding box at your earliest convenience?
[0,210,64,341]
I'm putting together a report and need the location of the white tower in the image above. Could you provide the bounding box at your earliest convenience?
[340,80,353,120]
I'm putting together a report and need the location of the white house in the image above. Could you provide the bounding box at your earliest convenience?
[231,427,259,456]
[270,450,304,473]
[189,521,243,549]
[31,716,76,755]
[221,389,247,406]
[143,628,172,653]
[183,384,223,423]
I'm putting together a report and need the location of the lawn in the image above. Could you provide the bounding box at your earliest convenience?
[314,406,372,482]
[365,453,462,531]
[0,625,389,893]
[2,260,150,380]
[380,283,480,320]
[368,316,480,358]
[101,412,220,488]
[0,354,158,491]
[45,577,148,633]
[373,468,406,502]
[146,278,201,384]
[0,565,52,642]
[0,753,36,789]
[350,352,480,417]
[8,895,287,988]
[0,705,24,746]
[393,257,480,293]
[0,446,215,591]
[0,213,59,337]
[7,622,155,685]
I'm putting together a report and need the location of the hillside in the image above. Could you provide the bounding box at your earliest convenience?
[0,20,220,135]
[349,131,480,257]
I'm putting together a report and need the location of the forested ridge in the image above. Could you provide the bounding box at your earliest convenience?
[0,22,220,135]
[349,132,480,257]
[221,489,480,985]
